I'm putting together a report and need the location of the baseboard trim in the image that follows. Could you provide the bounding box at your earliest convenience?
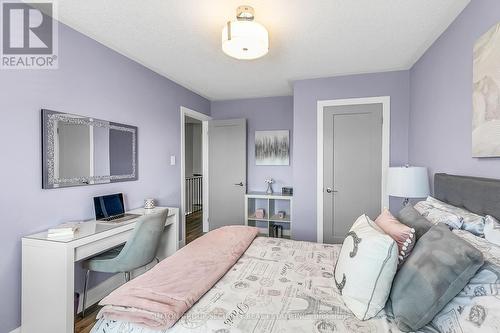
[9,328,21,333]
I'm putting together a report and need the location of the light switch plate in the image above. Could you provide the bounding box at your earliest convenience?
[170,155,176,165]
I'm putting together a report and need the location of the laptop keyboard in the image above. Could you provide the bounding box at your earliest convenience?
[98,213,141,224]
[101,214,126,222]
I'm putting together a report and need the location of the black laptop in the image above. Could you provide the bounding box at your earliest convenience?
[94,193,140,223]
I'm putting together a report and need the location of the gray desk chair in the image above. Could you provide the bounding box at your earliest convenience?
[81,209,168,317]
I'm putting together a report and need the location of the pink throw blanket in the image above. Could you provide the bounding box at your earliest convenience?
[97,225,258,330]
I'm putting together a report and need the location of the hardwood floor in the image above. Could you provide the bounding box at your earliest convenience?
[75,305,101,333]
[186,209,204,244]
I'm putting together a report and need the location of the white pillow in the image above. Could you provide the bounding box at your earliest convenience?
[484,215,500,246]
[334,214,398,320]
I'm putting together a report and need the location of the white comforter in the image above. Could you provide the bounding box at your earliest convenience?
[91,235,500,333]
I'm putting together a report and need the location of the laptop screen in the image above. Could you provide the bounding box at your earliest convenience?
[94,193,125,220]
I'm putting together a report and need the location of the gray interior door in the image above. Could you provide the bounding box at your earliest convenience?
[323,104,383,244]
[209,119,247,230]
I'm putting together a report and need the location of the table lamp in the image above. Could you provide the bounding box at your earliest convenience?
[387,166,430,206]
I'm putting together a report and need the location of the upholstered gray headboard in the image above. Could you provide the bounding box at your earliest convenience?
[434,173,500,220]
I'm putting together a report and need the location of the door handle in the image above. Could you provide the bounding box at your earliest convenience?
[234,182,244,187]
[326,187,338,194]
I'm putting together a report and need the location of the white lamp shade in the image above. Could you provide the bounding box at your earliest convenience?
[222,20,269,60]
[387,166,430,198]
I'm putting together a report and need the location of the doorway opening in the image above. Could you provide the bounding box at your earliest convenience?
[185,116,203,244]
[180,107,211,247]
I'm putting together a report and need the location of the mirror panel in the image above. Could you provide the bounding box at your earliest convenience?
[42,109,138,189]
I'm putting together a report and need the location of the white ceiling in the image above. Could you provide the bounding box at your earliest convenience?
[53,0,470,100]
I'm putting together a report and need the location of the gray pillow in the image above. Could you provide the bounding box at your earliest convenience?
[390,223,484,332]
[397,205,433,239]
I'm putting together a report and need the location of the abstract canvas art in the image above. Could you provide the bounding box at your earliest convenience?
[473,22,500,157]
[255,130,290,165]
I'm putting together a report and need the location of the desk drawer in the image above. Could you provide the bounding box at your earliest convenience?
[75,231,131,261]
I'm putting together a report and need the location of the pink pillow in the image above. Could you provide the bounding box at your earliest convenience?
[375,209,415,264]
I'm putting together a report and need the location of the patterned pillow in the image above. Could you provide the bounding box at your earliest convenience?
[334,214,398,320]
[375,209,415,264]
[453,228,500,265]
[426,196,485,237]
[414,201,463,230]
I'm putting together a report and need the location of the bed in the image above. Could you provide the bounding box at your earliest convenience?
[91,174,500,333]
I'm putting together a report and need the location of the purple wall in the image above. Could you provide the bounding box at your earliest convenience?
[409,0,500,186]
[211,96,294,192]
[293,71,411,241]
[0,23,209,332]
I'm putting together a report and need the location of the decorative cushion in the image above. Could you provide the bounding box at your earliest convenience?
[334,214,398,320]
[426,196,485,237]
[390,223,484,332]
[431,232,500,333]
[414,200,464,230]
[375,209,415,264]
[484,215,500,246]
[397,205,433,239]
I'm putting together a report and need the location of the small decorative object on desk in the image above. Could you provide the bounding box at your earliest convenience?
[255,208,265,219]
[144,198,156,209]
[278,211,286,219]
[282,187,293,195]
[265,178,274,194]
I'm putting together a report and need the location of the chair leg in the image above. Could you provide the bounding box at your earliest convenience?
[124,271,130,282]
[82,270,90,318]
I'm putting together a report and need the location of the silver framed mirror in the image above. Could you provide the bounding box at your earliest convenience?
[42,109,138,189]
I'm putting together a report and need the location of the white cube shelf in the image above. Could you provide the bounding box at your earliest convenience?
[245,192,293,239]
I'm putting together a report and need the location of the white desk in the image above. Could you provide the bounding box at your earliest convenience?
[21,207,179,333]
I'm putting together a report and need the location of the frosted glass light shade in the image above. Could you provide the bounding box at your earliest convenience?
[222,20,269,60]
[387,167,430,198]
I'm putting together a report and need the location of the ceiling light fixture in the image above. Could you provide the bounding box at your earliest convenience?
[222,6,269,60]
